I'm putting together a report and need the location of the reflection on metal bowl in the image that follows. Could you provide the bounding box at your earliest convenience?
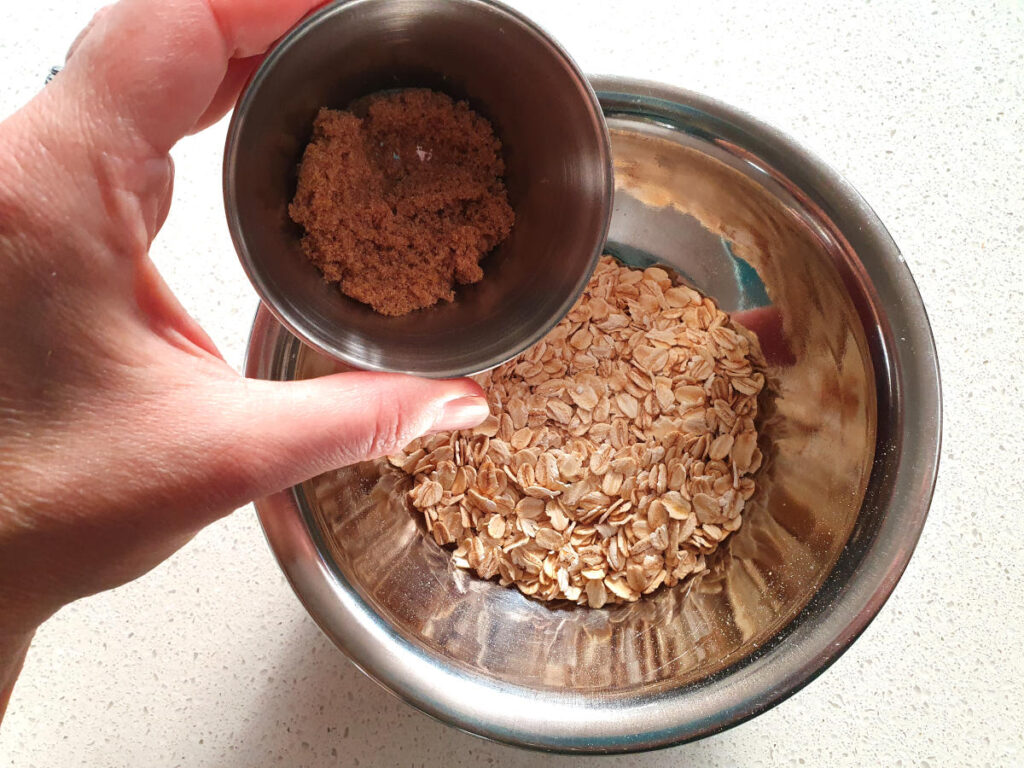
[244,77,941,753]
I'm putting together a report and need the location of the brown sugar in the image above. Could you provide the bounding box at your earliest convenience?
[288,88,515,316]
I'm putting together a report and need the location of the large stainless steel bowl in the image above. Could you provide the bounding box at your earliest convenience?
[244,77,941,753]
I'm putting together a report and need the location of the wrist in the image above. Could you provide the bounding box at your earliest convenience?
[0,572,59,640]
[0,626,34,722]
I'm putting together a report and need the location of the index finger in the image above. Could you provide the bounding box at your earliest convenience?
[50,0,323,154]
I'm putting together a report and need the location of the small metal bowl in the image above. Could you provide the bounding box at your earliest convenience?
[224,0,611,378]
[245,77,941,752]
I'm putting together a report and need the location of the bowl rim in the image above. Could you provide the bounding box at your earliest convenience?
[244,75,942,753]
[223,0,613,379]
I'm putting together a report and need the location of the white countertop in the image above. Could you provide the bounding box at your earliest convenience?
[2,1,1022,765]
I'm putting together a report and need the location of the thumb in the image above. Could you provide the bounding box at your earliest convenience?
[186,372,489,513]
[0,371,488,626]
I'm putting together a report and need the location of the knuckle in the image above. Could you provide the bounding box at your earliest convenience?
[365,399,418,459]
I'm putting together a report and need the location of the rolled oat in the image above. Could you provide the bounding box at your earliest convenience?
[390,256,766,605]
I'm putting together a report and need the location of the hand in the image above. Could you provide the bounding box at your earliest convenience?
[0,0,488,703]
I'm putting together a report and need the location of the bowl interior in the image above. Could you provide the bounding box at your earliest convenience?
[292,115,879,694]
[248,79,941,751]
[225,0,610,377]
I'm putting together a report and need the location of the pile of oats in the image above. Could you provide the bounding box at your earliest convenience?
[389,256,765,607]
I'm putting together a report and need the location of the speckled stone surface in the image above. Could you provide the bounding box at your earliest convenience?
[1,1,1022,766]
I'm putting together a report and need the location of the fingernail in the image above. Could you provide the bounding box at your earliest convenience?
[432,395,489,433]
